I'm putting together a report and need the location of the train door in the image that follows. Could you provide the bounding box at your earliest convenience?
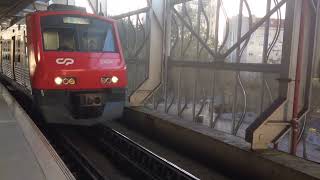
[0,38,2,74]
[23,28,31,91]
[11,35,16,81]
[14,29,25,86]
[1,40,6,76]
[2,39,12,79]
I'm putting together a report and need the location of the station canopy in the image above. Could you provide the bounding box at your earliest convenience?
[0,0,48,29]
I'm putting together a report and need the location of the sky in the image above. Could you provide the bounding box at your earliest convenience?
[105,0,147,16]
[53,0,285,48]
[102,0,285,18]
[74,0,147,16]
[222,0,286,18]
[75,0,94,13]
[68,0,286,18]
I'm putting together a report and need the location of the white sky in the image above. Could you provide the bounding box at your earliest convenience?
[106,0,147,16]
[75,0,94,13]
[72,0,285,45]
[74,0,147,16]
[71,0,285,18]
[222,0,286,18]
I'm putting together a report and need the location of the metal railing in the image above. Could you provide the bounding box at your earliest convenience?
[112,6,151,96]
[111,0,319,161]
[142,0,287,137]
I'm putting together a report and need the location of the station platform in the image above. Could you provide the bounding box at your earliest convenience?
[0,83,74,180]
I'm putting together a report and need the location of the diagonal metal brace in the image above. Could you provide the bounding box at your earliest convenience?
[245,98,290,150]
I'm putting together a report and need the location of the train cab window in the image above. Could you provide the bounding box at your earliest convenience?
[104,29,115,51]
[41,15,116,52]
[43,31,59,50]
[43,29,76,51]
[79,24,115,52]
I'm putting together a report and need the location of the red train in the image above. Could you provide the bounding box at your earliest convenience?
[0,5,127,125]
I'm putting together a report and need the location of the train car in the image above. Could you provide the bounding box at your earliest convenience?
[0,4,127,125]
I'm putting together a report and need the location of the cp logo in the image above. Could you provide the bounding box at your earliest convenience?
[56,58,74,66]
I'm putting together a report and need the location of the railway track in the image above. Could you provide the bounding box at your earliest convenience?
[0,80,98,180]
[79,125,199,180]
[52,126,131,180]
[4,85,107,180]
[49,127,106,180]
[6,83,200,180]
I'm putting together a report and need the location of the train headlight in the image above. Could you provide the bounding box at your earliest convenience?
[54,77,63,85]
[68,78,76,85]
[63,78,69,85]
[111,76,119,83]
[55,77,76,85]
[101,77,111,84]
[62,77,76,85]
[101,76,118,84]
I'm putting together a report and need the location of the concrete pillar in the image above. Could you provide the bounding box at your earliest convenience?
[129,0,165,106]
[278,0,302,122]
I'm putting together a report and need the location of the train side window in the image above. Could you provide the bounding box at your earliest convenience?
[17,39,21,49]
[15,54,20,62]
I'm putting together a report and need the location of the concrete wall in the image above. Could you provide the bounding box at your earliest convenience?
[121,107,320,180]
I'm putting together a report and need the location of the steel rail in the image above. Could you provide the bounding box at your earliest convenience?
[85,125,200,180]
[52,128,105,180]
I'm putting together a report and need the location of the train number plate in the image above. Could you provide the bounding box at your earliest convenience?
[79,94,103,107]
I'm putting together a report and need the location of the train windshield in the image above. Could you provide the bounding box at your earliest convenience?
[41,15,116,52]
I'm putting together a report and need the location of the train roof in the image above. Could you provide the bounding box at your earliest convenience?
[28,10,116,24]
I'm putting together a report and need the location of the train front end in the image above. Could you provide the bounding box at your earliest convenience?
[27,10,127,125]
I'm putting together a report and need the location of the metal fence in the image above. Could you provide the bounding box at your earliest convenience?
[112,0,319,161]
[135,0,287,137]
[112,7,151,97]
